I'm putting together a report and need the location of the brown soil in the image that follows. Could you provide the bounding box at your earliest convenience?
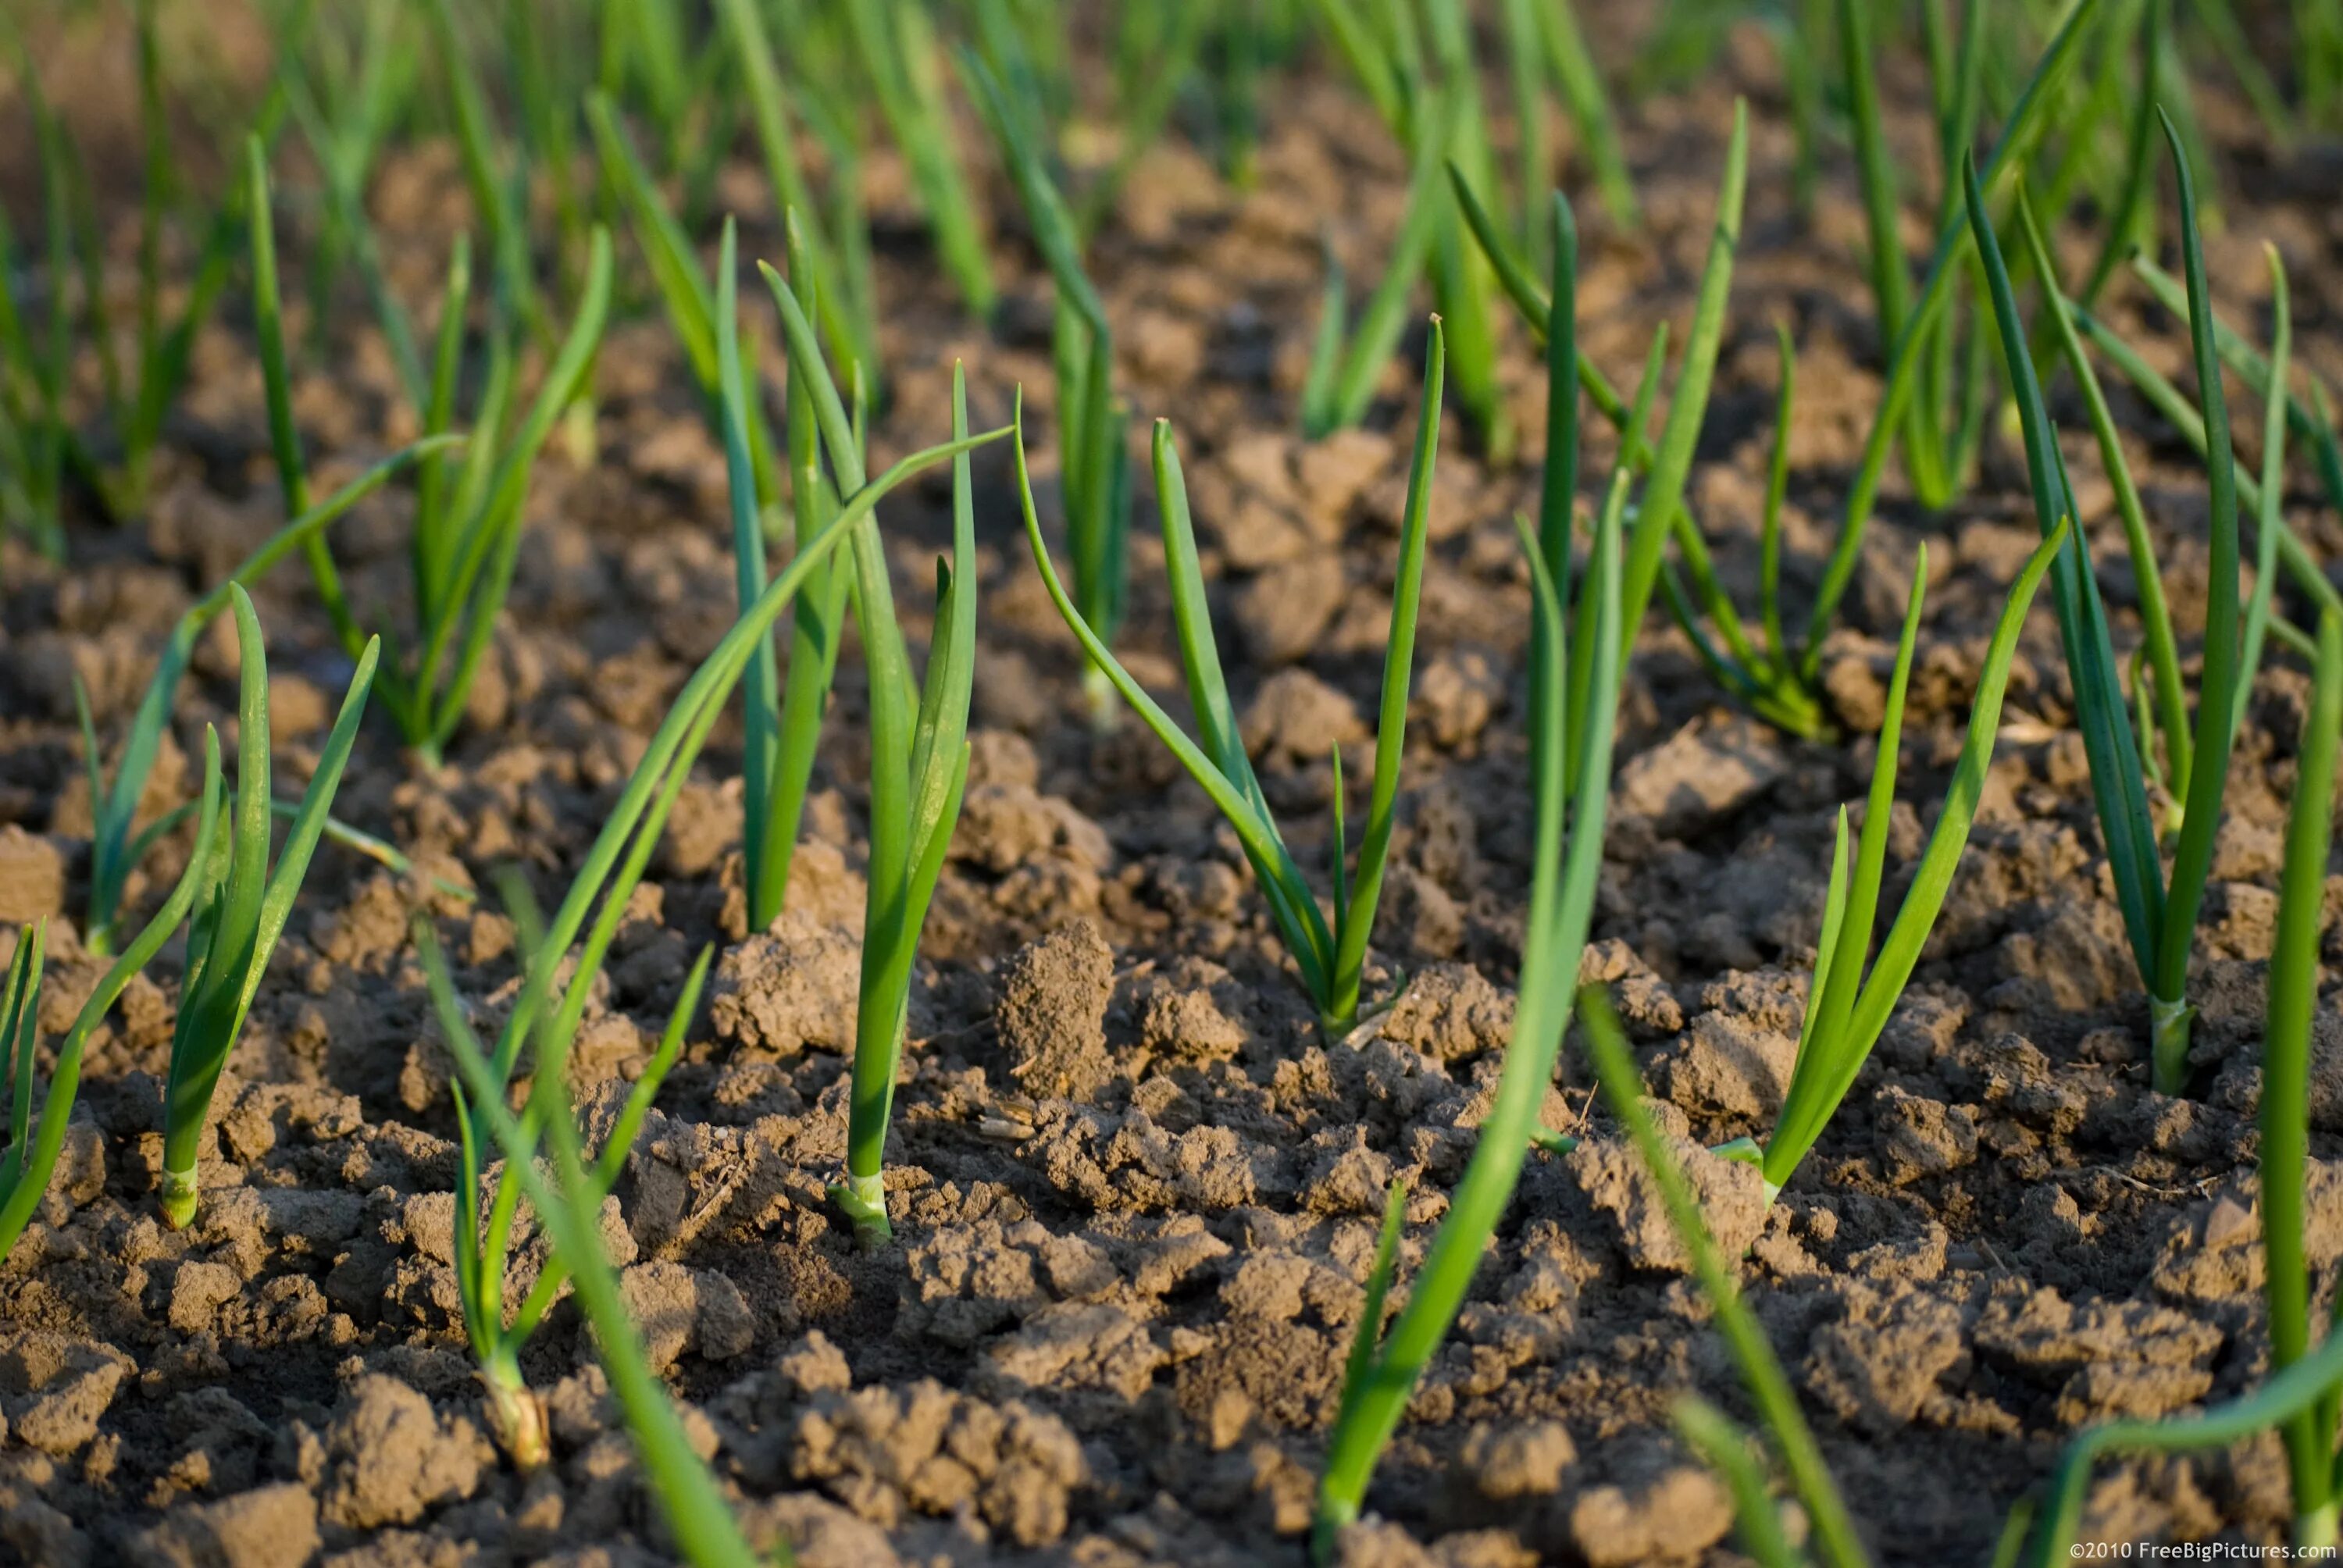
[5,14,2343,1568]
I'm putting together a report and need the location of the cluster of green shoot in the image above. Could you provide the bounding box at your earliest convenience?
[1314,186,1622,1545]
[753,230,986,1250]
[0,772,220,1263]
[2,582,375,1247]
[0,0,273,554]
[1296,5,2343,1550]
[1015,315,1443,1040]
[404,231,997,1523]
[1450,1,2099,740]
[2007,614,2343,1559]
[16,3,2343,1565]
[248,140,615,768]
[159,589,377,1228]
[1632,611,2343,1568]
[1302,0,1635,458]
[1305,175,2057,1549]
[966,49,1132,726]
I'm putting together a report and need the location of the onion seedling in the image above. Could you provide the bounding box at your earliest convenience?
[1312,440,1623,1557]
[2018,613,2343,1563]
[724,220,854,937]
[1579,985,1872,1568]
[1300,94,1448,440]
[77,440,455,957]
[756,241,979,1250]
[841,0,994,315]
[419,936,776,1567]
[1,750,223,1263]
[712,0,881,387]
[1016,324,1446,1040]
[9,0,300,527]
[0,73,74,561]
[1460,109,1826,734]
[1500,0,1636,232]
[587,94,785,514]
[565,181,823,928]
[247,141,615,765]
[434,891,708,1469]
[1795,0,2101,687]
[1731,530,2067,1203]
[159,587,380,1229]
[1969,123,2241,1096]
[965,52,1132,727]
[418,338,1004,1438]
[1300,0,1507,454]
[2262,606,2343,1546]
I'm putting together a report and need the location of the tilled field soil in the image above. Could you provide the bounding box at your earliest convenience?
[5,20,2343,1568]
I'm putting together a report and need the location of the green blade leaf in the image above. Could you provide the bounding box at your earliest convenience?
[1620,99,1746,654]
[1964,155,2163,988]
[2149,109,2243,1017]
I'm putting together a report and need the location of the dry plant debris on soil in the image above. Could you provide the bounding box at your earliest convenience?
[6,1,2343,1566]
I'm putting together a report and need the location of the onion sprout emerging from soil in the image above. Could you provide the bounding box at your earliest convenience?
[966,51,1132,728]
[1969,122,2243,1097]
[1735,529,2067,1204]
[251,132,615,766]
[1581,985,1872,1568]
[1462,106,1825,736]
[420,934,777,1568]
[1302,0,1507,455]
[757,237,981,1249]
[842,0,993,316]
[1796,0,2101,686]
[719,219,851,938]
[419,365,1003,1438]
[159,586,379,1229]
[1314,412,1622,1556]
[435,899,706,1473]
[589,97,784,515]
[1,747,222,1263]
[1016,323,1446,1040]
[2017,612,2343,1561]
[712,0,879,387]
[75,438,452,956]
